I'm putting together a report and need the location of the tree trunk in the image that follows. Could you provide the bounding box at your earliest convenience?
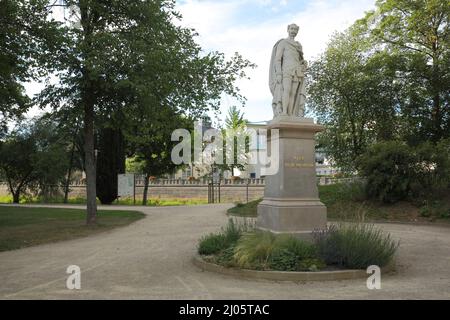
[84,103,97,225]
[64,137,77,204]
[12,191,20,204]
[142,173,150,206]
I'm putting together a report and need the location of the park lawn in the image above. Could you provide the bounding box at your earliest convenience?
[227,199,261,217]
[228,184,450,223]
[0,195,208,206]
[0,206,145,252]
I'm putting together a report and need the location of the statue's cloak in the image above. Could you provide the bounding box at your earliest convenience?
[269,39,283,115]
[268,39,306,117]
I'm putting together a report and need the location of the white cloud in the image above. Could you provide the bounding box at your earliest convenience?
[176,0,375,122]
[22,0,376,123]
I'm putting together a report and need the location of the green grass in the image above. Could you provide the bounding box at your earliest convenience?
[227,183,450,223]
[0,195,208,206]
[227,199,262,217]
[314,224,399,269]
[0,206,145,252]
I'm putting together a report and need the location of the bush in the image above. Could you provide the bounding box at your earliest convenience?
[358,141,415,203]
[359,140,450,203]
[215,246,236,267]
[198,233,228,255]
[269,249,299,271]
[272,235,317,260]
[419,200,450,219]
[298,258,326,271]
[314,224,399,269]
[233,231,276,269]
[198,219,254,256]
[234,232,322,271]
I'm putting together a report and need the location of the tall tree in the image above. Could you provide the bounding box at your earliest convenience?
[0,0,62,132]
[358,0,450,143]
[219,106,248,176]
[125,105,189,205]
[0,118,70,203]
[308,28,400,172]
[38,0,254,224]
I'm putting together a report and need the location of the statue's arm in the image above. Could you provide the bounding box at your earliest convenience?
[274,42,284,76]
[299,43,304,60]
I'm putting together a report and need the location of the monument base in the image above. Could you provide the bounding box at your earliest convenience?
[256,116,327,240]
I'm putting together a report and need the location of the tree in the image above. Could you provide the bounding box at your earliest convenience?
[308,28,400,172]
[37,0,254,224]
[125,105,189,205]
[0,0,62,132]
[218,106,248,176]
[0,118,69,203]
[357,0,450,144]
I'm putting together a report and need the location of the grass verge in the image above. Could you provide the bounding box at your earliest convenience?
[227,183,450,223]
[0,206,145,252]
[0,195,208,206]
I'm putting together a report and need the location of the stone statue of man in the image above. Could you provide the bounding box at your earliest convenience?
[269,23,307,118]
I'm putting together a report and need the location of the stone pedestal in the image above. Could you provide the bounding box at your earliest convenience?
[257,116,327,239]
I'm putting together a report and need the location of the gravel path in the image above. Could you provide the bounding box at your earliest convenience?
[0,204,449,299]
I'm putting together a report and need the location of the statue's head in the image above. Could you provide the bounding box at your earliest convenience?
[287,24,299,37]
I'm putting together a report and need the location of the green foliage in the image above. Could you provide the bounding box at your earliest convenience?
[227,199,261,217]
[272,235,317,260]
[218,106,249,176]
[198,233,228,255]
[215,246,237,268]
[308,28,399,172]
[233,231,276,269]
[0,118,70,203]
[359,140,450,203]
[419,200,450,219]
[358,141,416,203]
[268,236,321,271]
[310,0,450,172]
[32,0,255,221]
[297,258,326,272]
[0,0,63,131]
[198,219,253,256]
[358,0,450,143]
[0,206,144,252]
[233,232,321,271]
[268,249,299,271]
[314,224,399,269]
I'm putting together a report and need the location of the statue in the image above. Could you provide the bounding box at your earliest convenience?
[269,23,307,118]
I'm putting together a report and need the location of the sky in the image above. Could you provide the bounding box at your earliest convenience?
[175,0,376,123]
[24,0,376,124]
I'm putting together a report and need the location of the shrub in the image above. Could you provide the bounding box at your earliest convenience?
[314,224,399,269]
[215,246,236,267]
[272,235,317,260]
[269,249,298,271]
[359,140,450,203]
[419,200,450,219]
[297,258,326,271]
[198,233,228,255]
[358,141,415,203]
[198,219,254,256]
[234,232,320,271]
[223,219,243,246]
[233,231,276,269]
